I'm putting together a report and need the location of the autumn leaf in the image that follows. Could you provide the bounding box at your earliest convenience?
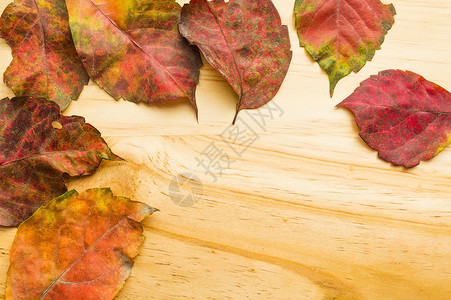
[65,0,202,113]
[337,70,451,168]
[179,0,292,122]
[0,0,89,110]
[0,96,120,226]
[6,188,156,300]
[294,0,396,96]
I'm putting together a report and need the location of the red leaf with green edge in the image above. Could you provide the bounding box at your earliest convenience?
[294,0,396,96]
[0,0,89,110]
[179,0,292,122]
[65,0,202,114]
[337,70,451,168]
[6,188,156,300]
[0,96,121,227]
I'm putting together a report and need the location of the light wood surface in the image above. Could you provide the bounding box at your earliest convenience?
[1,0,451,299]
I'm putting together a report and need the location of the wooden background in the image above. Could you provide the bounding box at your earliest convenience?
[0,0,451,299]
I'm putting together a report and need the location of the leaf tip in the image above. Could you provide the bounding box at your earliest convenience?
[111,153,125,162]
[329,71,346,97]
[329,83,336,98]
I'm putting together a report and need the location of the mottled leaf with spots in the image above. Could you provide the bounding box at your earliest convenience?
[66,0,202,113]
[179,0,292,122]
[6,188,156,299]
[0,0,89,110]
[338,70,451,167]
[0,96,120,226]
[294,0,395,96]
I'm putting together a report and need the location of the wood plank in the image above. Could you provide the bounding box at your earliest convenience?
[0,0,450,299]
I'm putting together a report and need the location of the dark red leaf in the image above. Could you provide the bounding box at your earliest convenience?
[179,0,292,122]
[0,0,89,110]
[337,70,451,168]
[294,0,396,96]
[65,0,202,113]
[0,96,120,226]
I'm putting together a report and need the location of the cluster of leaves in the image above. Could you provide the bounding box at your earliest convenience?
[0,0,294,298]
[294,0,451,167]
[0,0,450,298]
[0,0,293,120]
[0,96,156,299]
[0,1,293,296]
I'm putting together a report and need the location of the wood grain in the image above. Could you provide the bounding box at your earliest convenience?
[0,0,451,299]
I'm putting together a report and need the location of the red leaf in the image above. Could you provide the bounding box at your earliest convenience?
[6,188,156,300]
[337,70,451,168]
[65,0,202,113]
[0,96,121,226]
[179,0,292,122]
[294,0,396,96]
[0,0,89,110]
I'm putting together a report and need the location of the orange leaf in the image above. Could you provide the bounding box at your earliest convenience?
[65,0,202,113]
[6,188,156,300]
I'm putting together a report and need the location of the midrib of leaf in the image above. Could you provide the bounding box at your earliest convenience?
[31,0,50,98]
[38,221,123,299]
[203,0,243,123]
[347,103,451,115]
[87,0,190,99]
[21,251,30,299]
[335,0,341,61]
[0,149,104,169]
[204,1,242,91]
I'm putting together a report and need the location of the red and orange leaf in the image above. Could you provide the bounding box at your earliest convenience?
[65,0,202,112]
[6,188,156,300]
[179,0,292,122]
[294,0,396,96]
[337,70,451,168]
[0,96,120,226]
[0,0,89,110]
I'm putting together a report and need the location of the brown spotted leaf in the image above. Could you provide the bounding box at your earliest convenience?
[338,70,451,168]
[0,96,120,226]
[6,188,156,300]
[179,0,292,122]
[65,0,202,113]
[294,0,396,96]
[0,0,89,110]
